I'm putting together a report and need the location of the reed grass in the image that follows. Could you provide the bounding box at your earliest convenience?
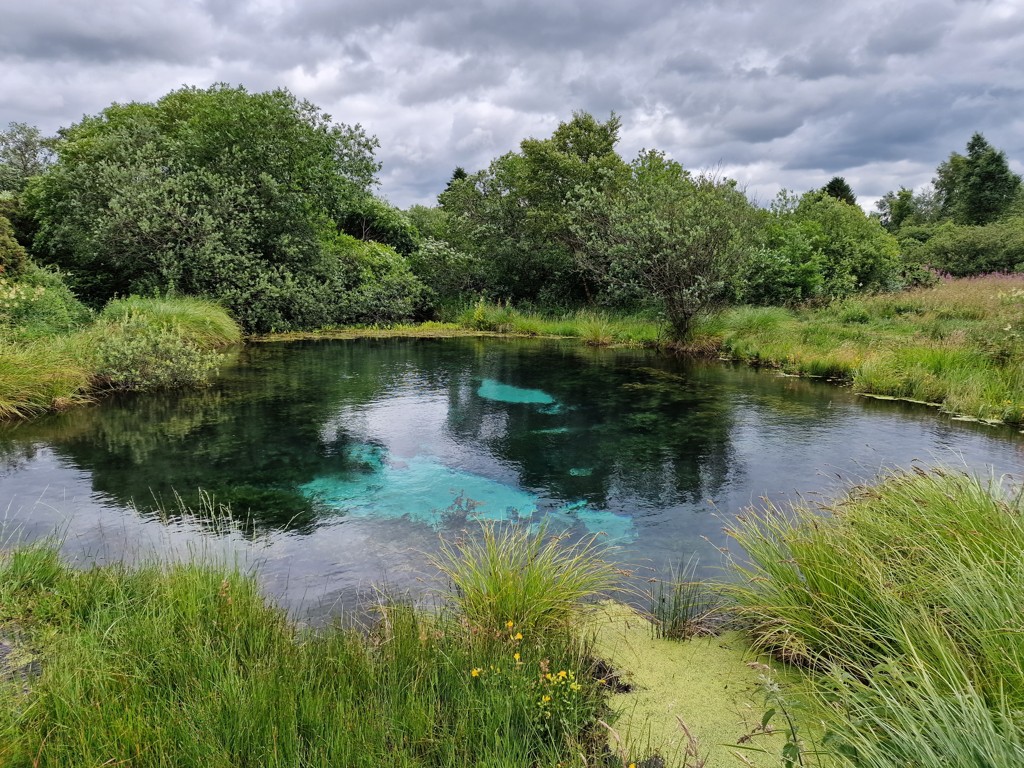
[0,336,92,419]
[0,534,614,767]
[432,524,617,637]
[95,295,243,348]
[690,274,1024,424]
[727,468,1024,764]
[648,557,724,640]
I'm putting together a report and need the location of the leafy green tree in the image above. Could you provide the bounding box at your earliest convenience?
[912,217,1024,276]
[25,84,420,333]
[439,112,629,304]
[571,150,754,337]
[0,122,53,193]
[823,176,857,206]
[934,133,1022,225]
[794,191,902,296]
[875,187,917,232]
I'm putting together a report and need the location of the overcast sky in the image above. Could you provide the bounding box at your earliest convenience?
[2,0,1022,211]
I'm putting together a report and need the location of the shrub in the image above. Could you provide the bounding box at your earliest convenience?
[86,297,239,391]
[89,317,223,391]
[0,212,27,275]
[0,264,92,339]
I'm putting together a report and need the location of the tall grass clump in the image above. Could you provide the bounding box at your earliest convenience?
[648,557,724,640]
[0,336,92,419]
[0,537,614,767]
[433,524,616,636]
[99,295,243,348]
[727,468,1024,764]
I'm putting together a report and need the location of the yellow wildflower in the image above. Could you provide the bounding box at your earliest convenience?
[558,670,567,679]
[506,620,514,629]
[514,632,523,640]
[471,668,481,677]
[513,652,521,662]
[542,695,551,703]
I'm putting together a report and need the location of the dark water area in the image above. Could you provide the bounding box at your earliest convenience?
[1,338,1022,618]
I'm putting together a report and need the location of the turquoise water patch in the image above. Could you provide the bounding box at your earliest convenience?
[534,427,571,435]
[478,379,556,406]
[569,467,593,477]
[300,444,634,540]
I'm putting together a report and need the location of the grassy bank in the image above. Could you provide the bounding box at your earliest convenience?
[0,293,241,419]
[692,274,1024,424]
[728,467,1024,765]
[0,528,622,767]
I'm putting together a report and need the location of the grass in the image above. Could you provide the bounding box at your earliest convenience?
[0,336,93,419]
[648,557,724,641]
[0,293,241,419]
[0,529,618,767]
[454,300,664,347]
[432,523,617,637]
[690,274,1024,424]
[726,467,1024,765]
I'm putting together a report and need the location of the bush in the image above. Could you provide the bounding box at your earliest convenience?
[85,297,239,391]
[913,217,1024,276]
[0,212,27,275]
[90,318,223,391]
[0,264,92,339]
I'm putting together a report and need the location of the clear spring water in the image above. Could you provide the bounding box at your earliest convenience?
[1,337,1022,618]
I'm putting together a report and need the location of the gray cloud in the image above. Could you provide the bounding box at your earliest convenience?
[2,0,1023,211]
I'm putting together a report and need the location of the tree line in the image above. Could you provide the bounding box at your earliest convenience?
[2,86,1022,338]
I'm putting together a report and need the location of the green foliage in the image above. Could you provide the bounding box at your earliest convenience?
[99,295,241,348]
[0,263,92,339]
[83,296,237,391]
[335,193,418,256]
[909,216,1024,276]
[0,122,52,193]
[0,542,610,767]
[573,151,756,337]
[25,84,420,333]
[440,112,629,304]
[432,523,615,637]
[727,469,1024,765]
[788,191,902,298]
[822,176,857,206]
[934,132,1022,225]
[0,336,92,419]
[409,237,484,310]
[0,212,28,275]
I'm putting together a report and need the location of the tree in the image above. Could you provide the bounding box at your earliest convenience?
[823,176,857,206]
[0,122,53,193]
[438,112,629,304]
[571,150,754,337]
[934,133,1021,225]
[875,187,916,232]
[26,84,421,332]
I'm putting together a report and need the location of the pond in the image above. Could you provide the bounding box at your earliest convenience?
[1,338,1022,618]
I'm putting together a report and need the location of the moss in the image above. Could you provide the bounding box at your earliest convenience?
[589,602,810,767]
